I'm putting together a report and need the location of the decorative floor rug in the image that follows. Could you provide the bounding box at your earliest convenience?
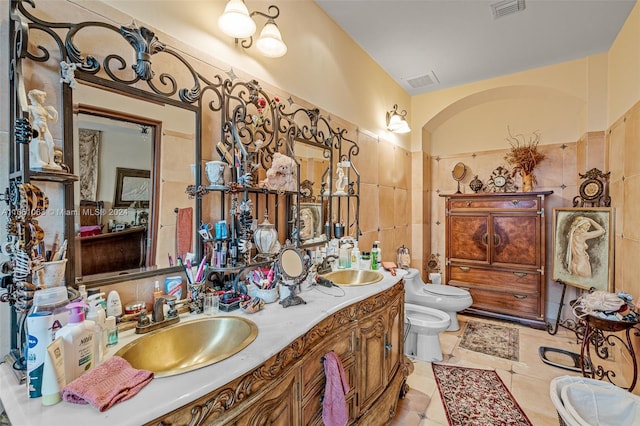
[459,320,520,361]
[432,364,533,426]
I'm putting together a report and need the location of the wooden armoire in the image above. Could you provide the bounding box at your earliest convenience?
[441,191,553,329]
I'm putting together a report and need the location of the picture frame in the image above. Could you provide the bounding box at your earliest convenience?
[113,167,150,208]
[551,207,614,291]
[299,202,323,242]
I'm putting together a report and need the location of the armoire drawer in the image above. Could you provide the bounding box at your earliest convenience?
[465,287,541,318]
[449,197,540,211]
[449,265,540,294]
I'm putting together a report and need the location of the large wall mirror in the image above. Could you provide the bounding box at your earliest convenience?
[294,140,331,246]
[73,85,196,281]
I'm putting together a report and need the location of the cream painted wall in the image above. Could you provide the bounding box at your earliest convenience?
[98,0,412,150]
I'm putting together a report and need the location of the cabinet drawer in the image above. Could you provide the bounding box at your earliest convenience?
[449,265,540,294]
[465,287,540,318]
[300,327,356,396]
[301,361,356,426]
[449,197,540,211]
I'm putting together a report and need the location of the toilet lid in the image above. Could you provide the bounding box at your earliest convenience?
[422,284,469,298]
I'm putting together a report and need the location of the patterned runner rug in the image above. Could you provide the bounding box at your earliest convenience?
[459,320,519,361]
[432,364,533,426]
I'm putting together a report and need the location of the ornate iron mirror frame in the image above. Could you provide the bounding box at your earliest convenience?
[5,0,360,363]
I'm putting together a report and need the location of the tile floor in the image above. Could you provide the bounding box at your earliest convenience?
[389,313,621,426]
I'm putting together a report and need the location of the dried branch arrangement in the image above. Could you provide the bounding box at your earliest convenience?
[504,127,545,179]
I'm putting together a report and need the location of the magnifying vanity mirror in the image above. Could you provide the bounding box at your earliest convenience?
[452,162,468,194]
[276,241,309,307]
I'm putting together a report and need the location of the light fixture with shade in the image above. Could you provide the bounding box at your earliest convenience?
[386,104,411,134]
[218,1,287,58]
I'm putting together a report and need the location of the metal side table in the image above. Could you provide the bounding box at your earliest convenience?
[580,313,640,392]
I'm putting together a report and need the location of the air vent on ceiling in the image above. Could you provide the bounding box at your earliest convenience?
[406,71,440,89]
[491,0,525,19]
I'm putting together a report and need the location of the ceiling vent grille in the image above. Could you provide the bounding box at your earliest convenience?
[407,72,440,89]
[491,0,525,19]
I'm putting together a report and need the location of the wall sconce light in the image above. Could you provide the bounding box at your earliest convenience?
[218,0,287,58]
[386,104,411,134]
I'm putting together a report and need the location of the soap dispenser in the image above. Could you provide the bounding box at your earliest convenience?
[86,294,107,364]
[55,302,96,383]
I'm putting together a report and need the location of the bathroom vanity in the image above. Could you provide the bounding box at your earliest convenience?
[0,272,409,425]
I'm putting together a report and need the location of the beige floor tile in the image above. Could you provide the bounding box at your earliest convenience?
[404,314,640,426]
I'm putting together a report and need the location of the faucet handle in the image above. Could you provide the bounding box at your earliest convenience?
[137,309,150,327]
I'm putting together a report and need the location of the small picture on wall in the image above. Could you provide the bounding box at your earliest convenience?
[113,167,150,208]
[551,207,614,291]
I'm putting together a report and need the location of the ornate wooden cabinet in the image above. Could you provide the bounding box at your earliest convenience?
[148,281,409,425]
[441,191,553,329]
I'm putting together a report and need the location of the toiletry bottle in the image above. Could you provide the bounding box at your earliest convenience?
[360,251,371,270]
[78,284,87,302]
[338,244,348,269]
[351,241,360,269]
[152,281,163,305]
[86,294,107,364]
[371,243,379,270]
[373,240,382,263]
[105,316,118,347]
[106,290,123,318]
[55,302,96,383]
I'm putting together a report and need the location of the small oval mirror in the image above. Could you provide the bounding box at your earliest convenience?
[452,162,467,181]
[277,241,307,283]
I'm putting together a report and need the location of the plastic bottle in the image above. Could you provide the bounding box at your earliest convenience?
[27,287,69,398]
[351,241,360,269]
[106,290,123,318]
[371,243,380,270]
[55,302,96,383]
[105,316,118,347]
[86,294,107,364]
[374,240,382,263]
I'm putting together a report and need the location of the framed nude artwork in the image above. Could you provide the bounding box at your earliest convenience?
[551,207,614,291]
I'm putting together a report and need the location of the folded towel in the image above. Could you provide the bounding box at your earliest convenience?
[61,356,153,412]
[322,351,350,426]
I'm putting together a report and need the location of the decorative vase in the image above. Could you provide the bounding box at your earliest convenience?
[521,172,534,192]
[469,175,483,193]
[254,211,278,254]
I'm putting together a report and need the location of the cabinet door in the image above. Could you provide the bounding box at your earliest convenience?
[385,294,403,384]
[448,214,489,263]
[491,214,540,267]
[357,313,386,411]
[233,372,300,426]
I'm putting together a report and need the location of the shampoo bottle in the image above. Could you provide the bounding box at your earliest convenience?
[86,294,107,364]
[55,302,96,384]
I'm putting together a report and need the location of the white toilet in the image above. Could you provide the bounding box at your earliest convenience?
[404,303,451,362]
[404,268,472,331]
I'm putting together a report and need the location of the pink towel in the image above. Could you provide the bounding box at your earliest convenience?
[61,356,153,412]
[322,351,350,426]
[175,207,193,260]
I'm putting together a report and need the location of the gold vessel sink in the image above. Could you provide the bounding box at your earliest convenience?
[115,316,258,377]
[321,270,384,286]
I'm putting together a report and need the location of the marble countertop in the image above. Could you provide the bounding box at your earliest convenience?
[1,269,405,426]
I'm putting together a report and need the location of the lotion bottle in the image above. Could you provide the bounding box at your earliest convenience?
[86,294,106,364]
[55,302,96,384]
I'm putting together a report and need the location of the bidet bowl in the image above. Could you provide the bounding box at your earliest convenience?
[115,316,258,377]
[321,269,384,286]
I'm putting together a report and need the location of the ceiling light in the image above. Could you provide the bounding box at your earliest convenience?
[386,104,411,134]
[218,1,287,58]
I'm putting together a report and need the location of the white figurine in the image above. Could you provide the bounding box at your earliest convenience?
[60,61,80,89]
[334,166,348,195]
[28,89,61,170]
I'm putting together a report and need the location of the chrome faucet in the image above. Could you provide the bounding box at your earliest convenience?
[136,295,180,334]
[316,255,339,275]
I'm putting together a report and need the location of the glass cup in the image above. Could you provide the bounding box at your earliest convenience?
[203,293,219,315]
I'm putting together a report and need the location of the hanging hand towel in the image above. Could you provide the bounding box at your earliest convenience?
[61,356,153,412]
[322,350,350,426]
[175,207,193,260]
